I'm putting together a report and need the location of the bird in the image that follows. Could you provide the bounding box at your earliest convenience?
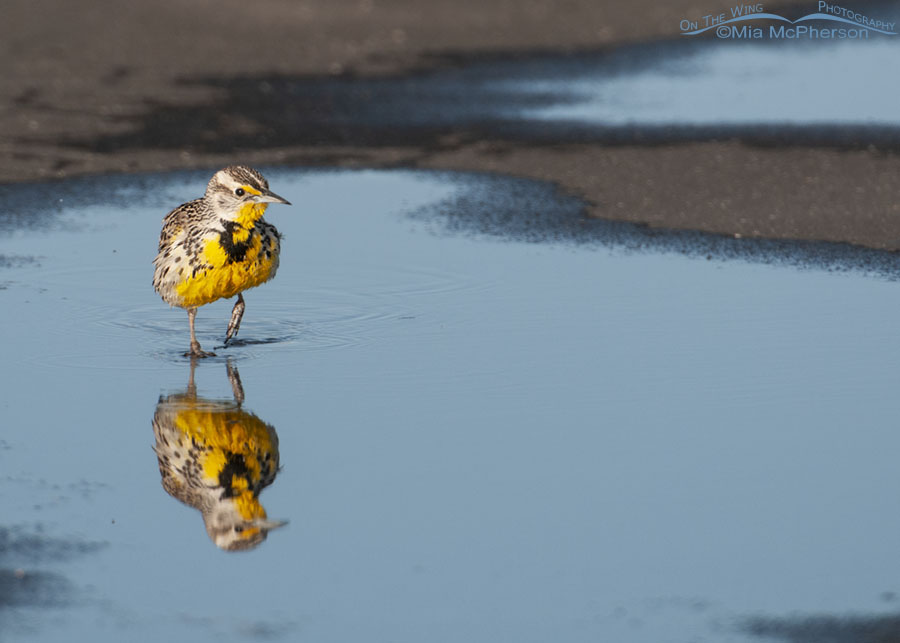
[153,165,291,357]
[152,360,287,551]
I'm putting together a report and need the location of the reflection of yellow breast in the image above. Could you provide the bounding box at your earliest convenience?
[175,234,277,307]
[173,406,276,489]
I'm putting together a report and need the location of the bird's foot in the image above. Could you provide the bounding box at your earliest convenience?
[224,295,246,346]
[185,341,216,358]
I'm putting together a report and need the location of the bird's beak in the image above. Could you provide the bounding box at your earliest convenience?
[255,189,291,206]
[253,518,289,530]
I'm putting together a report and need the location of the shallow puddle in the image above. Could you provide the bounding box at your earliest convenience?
[78,36,900,156]
[513,39,900,126]
[2,169,900,641]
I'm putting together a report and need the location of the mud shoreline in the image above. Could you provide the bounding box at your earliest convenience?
[3,0,899,249]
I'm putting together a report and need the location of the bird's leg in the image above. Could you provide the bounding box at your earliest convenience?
[186,355,199,398]
[224,293,245,346]
[225,359,245,406]
[185,307,216,358]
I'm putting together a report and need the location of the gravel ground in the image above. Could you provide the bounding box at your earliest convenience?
[3,0,900,248]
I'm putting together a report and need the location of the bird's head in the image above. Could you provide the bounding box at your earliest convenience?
[204,494,288,552]
[205,165,291,226]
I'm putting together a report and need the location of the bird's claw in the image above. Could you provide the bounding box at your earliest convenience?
[184,350,216,358]
[186,341,216,358]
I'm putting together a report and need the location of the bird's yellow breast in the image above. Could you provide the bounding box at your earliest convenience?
[174,230,277,308]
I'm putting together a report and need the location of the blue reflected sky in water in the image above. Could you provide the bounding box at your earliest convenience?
[2,170,900,641]
[516,39,900,126]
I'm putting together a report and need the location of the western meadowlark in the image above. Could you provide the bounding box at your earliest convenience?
[152,360,287,551]
[153,165,291,357]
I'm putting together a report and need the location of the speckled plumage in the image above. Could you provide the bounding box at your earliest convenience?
[152,166,291,356]
[152,361,285,551]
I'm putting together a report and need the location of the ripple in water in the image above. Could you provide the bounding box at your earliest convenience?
[5,168,900,643]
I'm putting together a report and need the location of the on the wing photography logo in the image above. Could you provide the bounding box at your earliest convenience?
[680,1,897,39]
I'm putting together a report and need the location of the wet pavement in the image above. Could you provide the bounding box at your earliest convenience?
[2,168,900,641]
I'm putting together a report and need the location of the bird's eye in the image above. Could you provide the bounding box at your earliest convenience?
[234,188,245,197]
[234,526,244,533]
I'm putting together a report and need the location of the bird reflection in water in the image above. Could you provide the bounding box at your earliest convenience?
[152,359,287,551]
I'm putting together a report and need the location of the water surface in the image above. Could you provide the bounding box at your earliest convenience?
[76,36,900,155]
[515,40,900,126]
[2,169,900,642]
